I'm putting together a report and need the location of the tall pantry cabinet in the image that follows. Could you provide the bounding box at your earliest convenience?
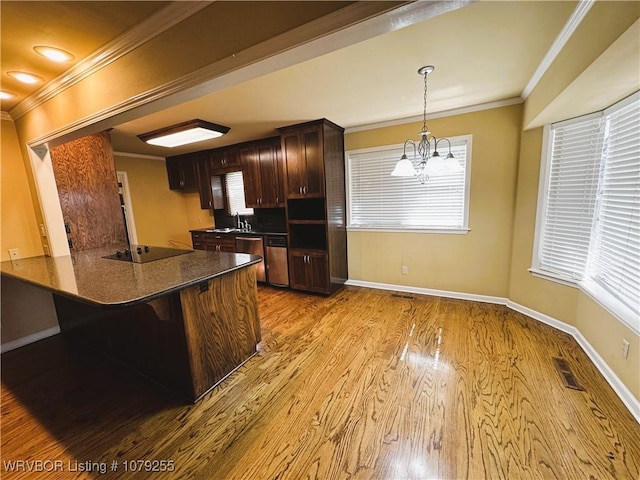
[278,119,348,294]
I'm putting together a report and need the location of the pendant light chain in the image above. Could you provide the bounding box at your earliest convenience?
[422,69,429,134]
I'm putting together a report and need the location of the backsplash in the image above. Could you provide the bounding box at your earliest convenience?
[213,207,287,233]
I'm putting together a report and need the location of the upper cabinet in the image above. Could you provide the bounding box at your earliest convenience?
[240,137,284,208]
[209,147,240,174]
[278,122,326,198]
[166,154,198,191]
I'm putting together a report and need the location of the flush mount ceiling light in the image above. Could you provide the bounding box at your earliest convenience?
[7,71,43,84]
[34,45,75,62]
[0,91,15,100]
[391,65,462,184]
[138,119,231,148]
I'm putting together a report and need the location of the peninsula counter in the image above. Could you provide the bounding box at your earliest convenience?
[1,247,262,402]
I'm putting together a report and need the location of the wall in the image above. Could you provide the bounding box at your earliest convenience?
[345,104,522,298]
[0,119,43,261]
[113,155,213,248]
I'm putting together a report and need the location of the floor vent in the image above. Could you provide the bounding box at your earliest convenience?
[552,357,584,391]
[391,294,415,300]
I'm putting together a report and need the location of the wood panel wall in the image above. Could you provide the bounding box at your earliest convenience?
[50,131,126,251]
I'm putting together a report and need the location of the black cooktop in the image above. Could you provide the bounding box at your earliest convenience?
[102,245,193,264]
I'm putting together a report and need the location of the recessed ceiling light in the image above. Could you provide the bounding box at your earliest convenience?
[7,71,43,84]
[34,45,75,63]
[0,91,15,100]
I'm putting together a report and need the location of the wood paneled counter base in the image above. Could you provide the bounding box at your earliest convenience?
[1,248,261,402]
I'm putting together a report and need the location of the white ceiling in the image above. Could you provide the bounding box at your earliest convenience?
[3,1,580,157]
[110,0,576,156]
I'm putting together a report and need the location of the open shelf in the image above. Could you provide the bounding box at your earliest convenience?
[288,223,327,250]
[287,198,326,221]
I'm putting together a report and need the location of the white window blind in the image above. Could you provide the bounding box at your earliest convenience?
[536,91,640,320]
[348,137,470,230]
[225,171,253,216]
[590,97,640,312]
[540,114,604,280]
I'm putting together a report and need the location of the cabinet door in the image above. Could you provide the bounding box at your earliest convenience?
[166,158,183,190]
[307,252,329,293]
[281,130,305,197]
[197,155,212,208]
[289,251,310,290]
[166,157,197,190]
[301,124,324,197]
[181,157,198,189]
[240,144,261,208]
[257,140,281,207]
[210,147,241,173]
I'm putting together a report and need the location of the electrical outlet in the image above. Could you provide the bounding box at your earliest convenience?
[621,339,630,359]
[8,248,20,260]
[401,265,408,275]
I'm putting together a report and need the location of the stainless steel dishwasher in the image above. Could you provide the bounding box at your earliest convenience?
[235,236,266,282]
[265,236,289,287]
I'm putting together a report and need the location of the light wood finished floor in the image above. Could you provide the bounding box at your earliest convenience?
[2,286,639,479]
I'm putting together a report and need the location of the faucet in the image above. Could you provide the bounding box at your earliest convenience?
[236,212,241,229]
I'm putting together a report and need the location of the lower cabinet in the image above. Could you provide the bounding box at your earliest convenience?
[191,232,235,252]
[289,250,329,293]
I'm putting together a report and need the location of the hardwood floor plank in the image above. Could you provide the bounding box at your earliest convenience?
[1,286,638,479]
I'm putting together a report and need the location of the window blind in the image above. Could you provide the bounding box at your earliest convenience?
[540,115,604,280]
[590,98,640,312]
[225,171,253,216]
[348,140,469,229]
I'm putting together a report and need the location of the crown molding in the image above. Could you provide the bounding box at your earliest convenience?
[345,97,523,134]
[9,1,212,120]
[521,0,595,100]
[1,111,13,121]
[26,0,470,148]
[113,151,165,161]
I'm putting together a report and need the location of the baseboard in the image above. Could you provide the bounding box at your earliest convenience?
[346,279,640,424]
[345,279,508,305]
[1,326,61,354]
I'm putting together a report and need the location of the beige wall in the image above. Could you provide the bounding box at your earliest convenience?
[1,119,43,261]
[113,155,213,248]
[345,104,522,298]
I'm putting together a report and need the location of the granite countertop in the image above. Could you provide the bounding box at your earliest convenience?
[0,246,261,308]
[190,228,287,236]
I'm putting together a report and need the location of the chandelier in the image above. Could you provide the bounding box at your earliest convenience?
[391,65,461,184]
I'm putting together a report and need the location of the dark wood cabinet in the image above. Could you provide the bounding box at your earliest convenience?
[240,137,284,208]
[209,147,240,173]
[279,123,325,198]
[278,119,347,295]
[166,155,198,191]
[289,250,329,293]
[191,231,235,252]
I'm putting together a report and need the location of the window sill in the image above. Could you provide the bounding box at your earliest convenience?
[346,226,470,234]
[528,268,639,335]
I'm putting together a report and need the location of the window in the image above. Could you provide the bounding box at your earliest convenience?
[534,92,640,329]
[225,171,253,216]
[347,135,471,232]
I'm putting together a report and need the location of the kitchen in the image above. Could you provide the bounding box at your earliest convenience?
[2,1,639,478]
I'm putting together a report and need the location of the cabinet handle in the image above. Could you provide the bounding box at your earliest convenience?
[299,186,302,194]
[303,186,307,195]
[208,200,212,207]
[180,180,185,187]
